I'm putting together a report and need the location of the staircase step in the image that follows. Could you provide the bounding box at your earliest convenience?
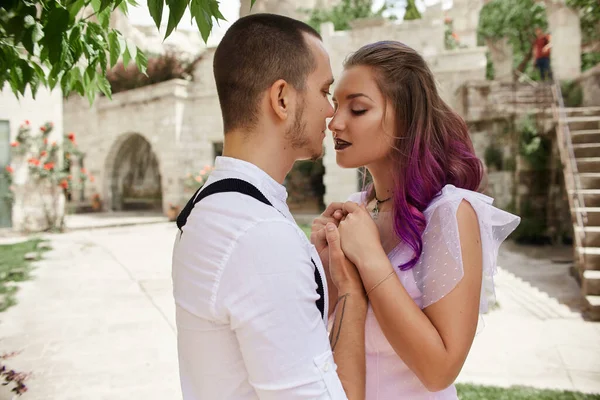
[575,226,600,247]
[578,247,600,269]
[572,207,600,225]
[583,270,600,296]
[576,158,600,173]
[563,116,600,123]
[570,129,600,144]
[564,106,600,115]
[573,143,600,158]
[584,295,600,320]
[579,173,600,189]
[579,247,600,255]
[569,193,600,207]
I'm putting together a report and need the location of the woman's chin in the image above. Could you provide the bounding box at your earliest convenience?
[335,154,363,169]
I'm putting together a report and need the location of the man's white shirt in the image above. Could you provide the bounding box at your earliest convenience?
[172,156,347,399]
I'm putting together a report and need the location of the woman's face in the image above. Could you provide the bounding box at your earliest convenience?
[328,65,396,169]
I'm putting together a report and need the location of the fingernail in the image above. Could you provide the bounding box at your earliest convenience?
[326,223,335,231]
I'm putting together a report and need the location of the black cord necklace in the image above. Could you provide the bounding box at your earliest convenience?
[372,194,392,219]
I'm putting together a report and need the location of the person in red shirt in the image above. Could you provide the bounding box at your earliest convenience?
[533,27,553,81]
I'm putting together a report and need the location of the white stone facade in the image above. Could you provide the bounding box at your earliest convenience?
[63,6,491,214]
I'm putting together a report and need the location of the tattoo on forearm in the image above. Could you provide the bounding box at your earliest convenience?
[329,293,350,351]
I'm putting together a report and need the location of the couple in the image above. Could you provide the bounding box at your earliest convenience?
[172,13,520,400]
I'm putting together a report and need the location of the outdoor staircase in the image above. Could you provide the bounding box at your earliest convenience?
[551,86,600,320]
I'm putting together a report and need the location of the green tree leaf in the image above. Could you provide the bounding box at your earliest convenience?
[108,30,121,67]
[97,74,112,99]
[42,6,70,65]
[68,0,87,20]
[122,44,132,68]
[148,0,164,30]
[165,0,188,39]
[135,47,148,75]
[191,0,212,43]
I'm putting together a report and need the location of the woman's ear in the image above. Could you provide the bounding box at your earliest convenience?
[269,79,291,122]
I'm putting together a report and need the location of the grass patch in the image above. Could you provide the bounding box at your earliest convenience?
[456,383,600,399]
[0,238,50,312]
[299,224,312,238]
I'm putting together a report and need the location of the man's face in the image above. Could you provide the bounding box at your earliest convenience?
[285,34,335,161]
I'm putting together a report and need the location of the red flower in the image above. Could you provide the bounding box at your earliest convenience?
[28,158,40,166]
[89,176,95,183]
[68,175,73,180]
[40,126,46,132]
[5,165,13,174]
[10,142,18,147]
[51,141,57,147]
[25,120,30,125]
[68,133,76,142]
[43,138,48,145]
[59,180,68,189]
[80,168,87,174]
[43,162,54,171]
[40,151,47,157]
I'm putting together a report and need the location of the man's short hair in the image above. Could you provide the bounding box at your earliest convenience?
[213,14,322,133]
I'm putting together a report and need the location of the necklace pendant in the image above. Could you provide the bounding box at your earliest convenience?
[371,202,379,220]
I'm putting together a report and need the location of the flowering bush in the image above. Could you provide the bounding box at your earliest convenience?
[5,121,94,231]
[183,165,214,190]
[444,16,464,50]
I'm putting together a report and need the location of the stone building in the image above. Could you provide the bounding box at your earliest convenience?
[1,0,585,230]
[63,0,493,216]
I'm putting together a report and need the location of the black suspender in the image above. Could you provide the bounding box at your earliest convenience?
[176,178,325,319]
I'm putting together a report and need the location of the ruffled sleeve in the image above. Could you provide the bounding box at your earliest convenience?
[413,185,520,313]
[346,191,367,205]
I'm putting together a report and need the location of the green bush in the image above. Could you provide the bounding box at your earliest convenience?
[560,80,583,107]
[484,144,504,171]
[518,115,550,171]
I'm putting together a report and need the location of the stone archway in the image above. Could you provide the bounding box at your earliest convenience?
[107,133,162,211]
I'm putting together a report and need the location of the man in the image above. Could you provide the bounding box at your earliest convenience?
[533,27,552,81]
[172,14,367,400]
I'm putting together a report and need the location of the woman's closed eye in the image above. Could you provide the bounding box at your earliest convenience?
[351,109,367,116]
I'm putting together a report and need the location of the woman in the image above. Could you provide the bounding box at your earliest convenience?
[312,41,520,399]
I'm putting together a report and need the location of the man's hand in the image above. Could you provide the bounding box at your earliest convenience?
[311,202,346,317]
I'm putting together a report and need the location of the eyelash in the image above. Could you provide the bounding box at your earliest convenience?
[351,109,367,116]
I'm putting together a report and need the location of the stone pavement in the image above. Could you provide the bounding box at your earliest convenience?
[64,211,168,231]
[0,223,599,399]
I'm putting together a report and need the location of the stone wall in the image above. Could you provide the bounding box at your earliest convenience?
[63,79,195,215]
[460,79,572,242]
[576,64,600,107]
[320,14,488,205]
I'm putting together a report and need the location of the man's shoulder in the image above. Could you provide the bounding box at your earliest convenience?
[235,218,308,252]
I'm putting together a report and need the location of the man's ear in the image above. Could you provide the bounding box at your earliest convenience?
[269,79,292,122]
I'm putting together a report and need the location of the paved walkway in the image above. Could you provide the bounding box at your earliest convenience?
[0,224,599,399]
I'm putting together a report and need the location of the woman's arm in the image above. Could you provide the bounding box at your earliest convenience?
[340,200,482,392]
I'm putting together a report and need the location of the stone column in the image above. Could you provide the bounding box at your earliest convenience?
[486,37,514,81]
[546,2,581,80]
[322,135,359,205]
